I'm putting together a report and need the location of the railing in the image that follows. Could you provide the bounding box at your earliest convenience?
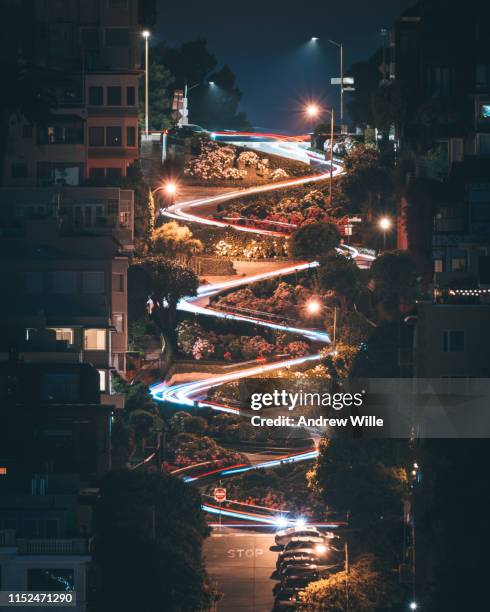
[16,538,89,555]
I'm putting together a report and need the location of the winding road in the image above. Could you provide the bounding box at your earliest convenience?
[150,139,374,527]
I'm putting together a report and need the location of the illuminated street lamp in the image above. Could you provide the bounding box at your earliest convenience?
[409,603,418,611]
[142,30,151,135]
[306,299,322,315]
[304,103,335,205]
[378,216,392,250]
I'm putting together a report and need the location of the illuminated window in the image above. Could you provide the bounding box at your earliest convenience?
[98,370,106,391]
[0,467,7,476]
[48,328,74,345]
[434,259,443,273]
[84,329,106,350]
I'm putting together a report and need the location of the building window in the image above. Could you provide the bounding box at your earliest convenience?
[43,373,79,401]
[106,167,122,179]
[84,329,106,350]
[51,271,77,293]
[22,124,33,138]
[434,259,443,273]
[48,328,74,345]
[89,167,105,180]
[24,271,43,293]
[89,126,105,146]
[37,125,83,145]
[451,257,467,272]
[83,271,105,293]
[113,313,124,333]
[0,467,7,476]
[105,27,129,46]
[113,273,124,292]
[11,163,28,178]
[107,86,122,105]
[443,330,465,353]
[106,126,122,146]
[107,199,118,215]
[126,126,136,147]
[27,569,75,592]
[98,370,106,392]
[37,162,82,187]
[126,86,135,105]
[89,86,103,105]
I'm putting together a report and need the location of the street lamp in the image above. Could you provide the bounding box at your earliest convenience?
[304,102,335,206]
[378,216,392,250]
[309,37,345,127]
[306,298,322,315]
[181,81,215,126]
[409,603,418,611]
[142,30,151,135]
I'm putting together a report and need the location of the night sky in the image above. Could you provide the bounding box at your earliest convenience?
[155,0,414,131]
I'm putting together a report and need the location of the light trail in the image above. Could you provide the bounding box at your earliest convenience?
[151,139,372,527]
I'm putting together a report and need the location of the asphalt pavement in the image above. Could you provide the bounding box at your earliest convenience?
[204,527,278,611]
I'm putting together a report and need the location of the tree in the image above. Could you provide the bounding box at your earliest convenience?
[130,409,162,455]
[341,145,393,218]
[346,49,383,129]
[317,251,365,309]
[289,222,340,260]
[128,257,199,332]
[139,60,174,130]
[150,39,249,129]
[298,554,387,611]
[369,251,418,316]
[93,469,210,612]
[309,438,408,563]
[151,221,203,262]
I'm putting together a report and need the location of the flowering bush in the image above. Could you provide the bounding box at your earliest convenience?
[185,141,246,180]
[270,168,289,180]
[192,337,215,360]
[237,150,261,167]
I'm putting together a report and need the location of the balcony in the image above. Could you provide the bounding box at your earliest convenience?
[17,538,89,555]
[0,532,89,555]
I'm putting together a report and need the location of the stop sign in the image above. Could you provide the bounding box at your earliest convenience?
[214,487,226,502]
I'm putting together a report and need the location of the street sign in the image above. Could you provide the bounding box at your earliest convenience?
[344,224,353,236]
[330,77,354,85]
[214,487,227,503]
[348,216,362,223]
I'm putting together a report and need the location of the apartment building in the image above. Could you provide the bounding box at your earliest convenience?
[0,219,129,393]
[0,186,135,251]
[2,0,142,187]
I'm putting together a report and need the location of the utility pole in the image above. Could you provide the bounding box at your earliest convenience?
[142,30,150,134]
[329,108,334,206]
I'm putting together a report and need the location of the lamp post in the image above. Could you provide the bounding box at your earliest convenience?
[305,104,335,206]
[180,81,216,126]
[328,39,344,127]
[142,30,150,135]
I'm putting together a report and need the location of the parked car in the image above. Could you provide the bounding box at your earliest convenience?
[280,561,319,575]
[275,526,322,547]
[167,124,208,139]
[273,588,298,611]
[276,552,317,570]
[281,571,319,589]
